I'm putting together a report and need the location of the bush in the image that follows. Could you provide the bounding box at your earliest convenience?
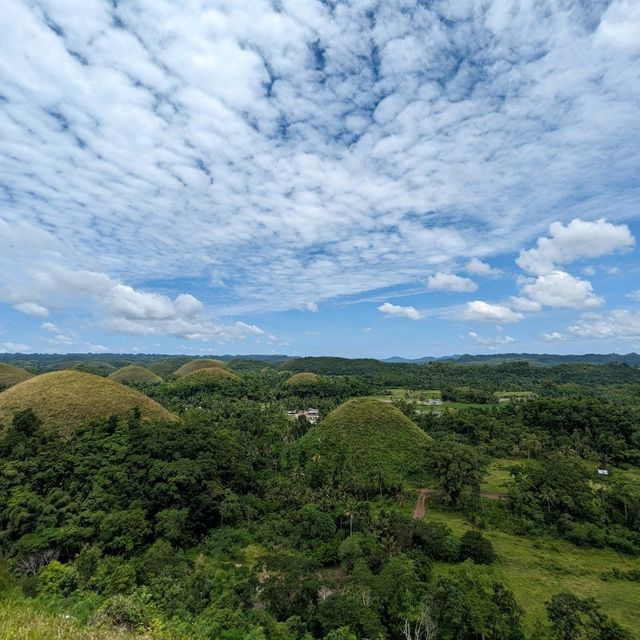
[97,589,153,630]
[458,530,497,564]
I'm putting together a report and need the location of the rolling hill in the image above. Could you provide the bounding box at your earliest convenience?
[295,397,431,494]
[174,359,226,377]
[0,371,176,438]
[109,365,163,384]
[0,363,33,389]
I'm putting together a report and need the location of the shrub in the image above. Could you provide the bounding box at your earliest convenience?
[458,530,497,564]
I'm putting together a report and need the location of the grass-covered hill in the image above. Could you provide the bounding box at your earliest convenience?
[0,371,176,438]
[175,367,240,389]
[0,363,32,389]
[295,397,432,494]
[284,372,320,385]
[174,358,226,377]
[109,365,163,384]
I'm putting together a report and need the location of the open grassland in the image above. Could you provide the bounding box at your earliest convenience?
[0,596,155,640]
[481,458,526,494]
[427,508,640,637]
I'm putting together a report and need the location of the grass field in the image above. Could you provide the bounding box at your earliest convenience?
[426,508,640,636]
[481,458,526,493]
[0,596,156,640]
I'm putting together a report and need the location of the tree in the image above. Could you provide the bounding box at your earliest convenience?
[432,562,523,640]
[547,592,632,640]
[458,530,496,564]
[426,441,487,505]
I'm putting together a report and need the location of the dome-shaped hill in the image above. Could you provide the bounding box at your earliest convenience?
[0,371,176,438]
[174,359,226,378]
[0,363,33,388]
[295,398,431,494]
[176,367,240,387]
[284,372,320,385]
[110,365,163,384]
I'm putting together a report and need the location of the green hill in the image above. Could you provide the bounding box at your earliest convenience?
[174,359,226,378]
[0,371,176,438]
[109,365,163,384]
[295,398,431,494]
[284,372,320,385]
[176,367,240,389]
[0,363,33,389]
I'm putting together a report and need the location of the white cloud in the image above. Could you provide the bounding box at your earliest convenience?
[468,331,515,346]
[14,302,49,317]
[542,331,566,342]
[0,342,30,353]
[582,266,596,276]
[521,271,604,309]
[426,272,478,293]
[570,310,640,340]
[305,301,319,313]
[509,297,542,313]
[378,302,423,320]
[465,259,501,277]
[463,301,523,323]
[517,219,634,275]
[626,290,640,301]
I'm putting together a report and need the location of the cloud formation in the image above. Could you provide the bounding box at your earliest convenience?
[463,301,523,324]
[426,272,478,293]
[1,2,639,320]
[378,302,423,321]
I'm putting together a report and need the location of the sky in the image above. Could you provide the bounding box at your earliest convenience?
[1,0,640,358]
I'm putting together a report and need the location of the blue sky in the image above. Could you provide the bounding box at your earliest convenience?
[1,0,640,358]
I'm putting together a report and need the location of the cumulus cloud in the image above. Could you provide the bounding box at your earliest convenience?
[570,310,640,340]
[426,272,478,293]
[625,290,640,301]
[517,219,634,275]
[543,332,566,342]
[465,259,501,277]
[463,301,523,323]
[305,302,319,313]
[520,271,604,309]
[378,302,423,320]
[468,331,515,347]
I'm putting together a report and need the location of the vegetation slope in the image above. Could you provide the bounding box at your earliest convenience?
[174,359,226,377]
[296,397,432,494]
[176,367,240,386]
[0,371,176,437]
[109,365,163,384]
[0,363,32,389]
[284,372,320,385]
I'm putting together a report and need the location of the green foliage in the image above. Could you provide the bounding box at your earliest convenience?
[426,440,487,505]
[458,530,496,564]
[546,592,632,640]
[432,562,524,640]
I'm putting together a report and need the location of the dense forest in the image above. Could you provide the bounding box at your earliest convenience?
[0,356,639,639]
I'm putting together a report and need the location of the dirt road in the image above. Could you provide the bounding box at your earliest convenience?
[412,488,505,519]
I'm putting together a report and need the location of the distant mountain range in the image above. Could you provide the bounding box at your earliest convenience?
[1,352,639,372]
[381,353,640,366]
